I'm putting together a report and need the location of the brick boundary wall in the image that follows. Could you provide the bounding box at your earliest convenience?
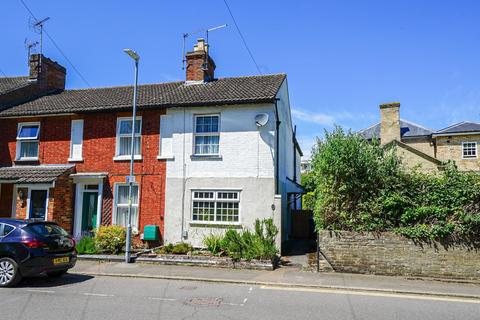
[318,230,480,279]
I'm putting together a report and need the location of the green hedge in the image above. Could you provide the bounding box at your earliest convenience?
[311,127,480,241]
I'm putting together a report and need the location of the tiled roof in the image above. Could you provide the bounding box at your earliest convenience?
[435,121,480,135]
[0,76,29,95]
[0,74,286,117]
[0,165,74,184]
[359,119,434,140]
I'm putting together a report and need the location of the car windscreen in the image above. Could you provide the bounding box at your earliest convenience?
[25,223,69,237]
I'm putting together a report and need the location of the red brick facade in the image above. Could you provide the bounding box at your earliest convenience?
[0,109,167,239]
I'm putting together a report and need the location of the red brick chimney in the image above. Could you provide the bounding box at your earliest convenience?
[185,39,216,82]
[0,54,66,108]
[29,54,66,92]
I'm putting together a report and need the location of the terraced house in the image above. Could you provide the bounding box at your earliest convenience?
[0,39,303,249]
[360,102,480,172]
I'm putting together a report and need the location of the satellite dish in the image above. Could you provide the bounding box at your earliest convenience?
[255,113,269,127]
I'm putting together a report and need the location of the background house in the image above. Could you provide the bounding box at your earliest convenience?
[0,39,302,250]
[359,102,480,172]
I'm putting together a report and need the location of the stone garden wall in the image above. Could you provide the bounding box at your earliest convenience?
[319,230,480,279]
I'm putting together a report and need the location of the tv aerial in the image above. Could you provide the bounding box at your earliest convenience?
[24,38,39,66]
[182,24,227,70]
[29,16,50,65]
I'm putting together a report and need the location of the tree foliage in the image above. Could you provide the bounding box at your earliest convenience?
[311,126,480,241]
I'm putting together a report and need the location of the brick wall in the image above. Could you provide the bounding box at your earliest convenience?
[0,109,167,237]
[319,230,480,279]
[435,135,480,171]
[48,168,75,232]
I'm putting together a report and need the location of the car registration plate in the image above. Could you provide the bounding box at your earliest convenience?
[53,257,69,265]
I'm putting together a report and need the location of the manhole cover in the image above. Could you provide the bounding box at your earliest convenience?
[184,297,222,307]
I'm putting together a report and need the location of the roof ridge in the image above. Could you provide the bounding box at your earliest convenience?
[61,74,286,93]
[400,119,434,132]
[437,121,467,133]
[0,75,29,80]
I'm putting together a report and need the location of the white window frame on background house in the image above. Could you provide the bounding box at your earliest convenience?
[16,122,40,161]
[69,119,84,162]
[113,183,140,233]
[193,114,220,156]
[191,190,240,224]
[114,117,142,161]
[462,142,477,159]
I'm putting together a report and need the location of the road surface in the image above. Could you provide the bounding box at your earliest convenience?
[0,273,478,320]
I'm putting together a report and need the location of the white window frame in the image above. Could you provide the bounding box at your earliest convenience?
[114,117,142,161]
[69,119,84,162]
[23,185,51,221]
[16,122,40,161]
[112,183,140,233]
[191,189,241,225]
[462,142,477,159]
[193,114,220,156]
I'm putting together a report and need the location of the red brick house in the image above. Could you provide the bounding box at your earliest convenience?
[0,41,295,244]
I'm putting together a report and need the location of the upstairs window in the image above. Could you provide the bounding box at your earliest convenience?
[462,142,477,159]
[16,123,40,160]
[193,115,220,155]
[116,117,142,158]
[192,190,240,223]
[69,119,84,161]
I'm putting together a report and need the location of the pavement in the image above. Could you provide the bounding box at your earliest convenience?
[2,272,479,320]
[71,260,480,300]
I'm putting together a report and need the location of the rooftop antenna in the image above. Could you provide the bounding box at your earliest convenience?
[32,16,50,66]
[24,38,39,66]
[182,24,227,70]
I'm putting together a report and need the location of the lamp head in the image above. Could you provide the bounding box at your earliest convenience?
[123,49,140,61]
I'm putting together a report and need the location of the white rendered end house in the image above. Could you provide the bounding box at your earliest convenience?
[161,39,304,250]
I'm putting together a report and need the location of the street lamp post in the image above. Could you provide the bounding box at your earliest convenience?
[123,48,140,263]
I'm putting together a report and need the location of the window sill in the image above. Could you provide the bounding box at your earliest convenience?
[15,158,39,162]
[190,154,223,161]
[189,222,242,228]
[113,155,143,161]
[157,155,175,160]
[462,157,478,160]
[68,158,84,162]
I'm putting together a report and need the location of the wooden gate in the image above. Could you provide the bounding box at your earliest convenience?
[290,209,314,239]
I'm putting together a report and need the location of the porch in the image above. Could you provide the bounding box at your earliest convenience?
[0,165,75,232]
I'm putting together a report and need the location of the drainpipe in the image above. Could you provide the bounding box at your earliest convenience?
[293,125,297,183]
[274,99,281,195]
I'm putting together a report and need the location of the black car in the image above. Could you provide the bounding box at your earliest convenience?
[0,219,77,287]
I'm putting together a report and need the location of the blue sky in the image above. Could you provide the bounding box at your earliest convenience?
[2,1,480,158]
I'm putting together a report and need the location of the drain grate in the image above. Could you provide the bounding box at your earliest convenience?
[184,297,223,307]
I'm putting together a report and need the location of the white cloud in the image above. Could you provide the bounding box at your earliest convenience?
[291,109,336,127]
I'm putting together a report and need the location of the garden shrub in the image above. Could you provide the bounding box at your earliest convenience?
[76,236,97,254]
[310,126,480,241]
[203,234,224,255]
[158,243,192,255]
[94,226,126,254]
[203,218,279,261]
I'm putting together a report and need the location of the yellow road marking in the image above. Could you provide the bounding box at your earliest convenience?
[259,286,480,304]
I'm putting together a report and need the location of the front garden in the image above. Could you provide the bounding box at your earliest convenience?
[76,218,279,269]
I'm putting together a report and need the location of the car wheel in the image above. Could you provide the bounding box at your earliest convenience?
[46,270,68,278]
[0,257,22,287]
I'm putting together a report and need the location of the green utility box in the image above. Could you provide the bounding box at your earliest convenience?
[143,225,160,241]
